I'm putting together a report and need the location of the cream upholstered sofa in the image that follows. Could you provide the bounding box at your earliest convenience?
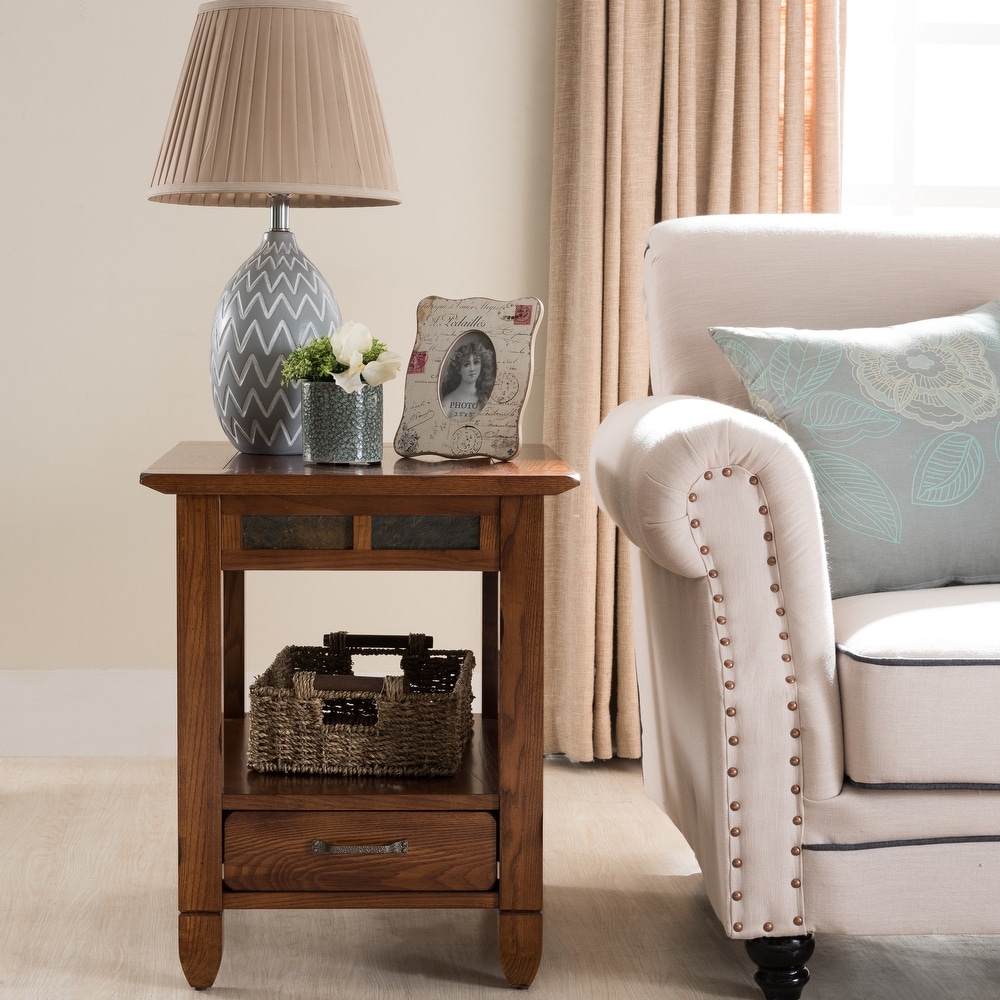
[591,215,1000,999]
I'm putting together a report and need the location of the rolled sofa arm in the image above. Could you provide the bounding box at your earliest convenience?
[592,395,843,938]
[593,395,808,575]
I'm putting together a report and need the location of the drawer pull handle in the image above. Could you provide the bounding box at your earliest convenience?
[310,838,408,856]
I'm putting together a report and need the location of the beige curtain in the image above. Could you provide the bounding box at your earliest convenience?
[543,0,845,762]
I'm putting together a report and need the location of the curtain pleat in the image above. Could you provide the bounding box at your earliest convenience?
[544,3,608,762]
[759,3,782,210]
[544,0,844,761]
[812,0,846,211]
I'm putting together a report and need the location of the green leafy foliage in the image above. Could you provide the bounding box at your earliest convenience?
[281,337,334,385]
[281,335,392,385]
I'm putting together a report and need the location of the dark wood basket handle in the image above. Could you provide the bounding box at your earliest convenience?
[323,632,433,654]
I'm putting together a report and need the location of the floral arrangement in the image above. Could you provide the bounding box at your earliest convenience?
[281,321,402,393]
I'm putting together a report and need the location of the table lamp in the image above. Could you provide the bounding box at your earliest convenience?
[149,0,400,454]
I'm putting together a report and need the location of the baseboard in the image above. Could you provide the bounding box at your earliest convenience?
[0,669,176,756]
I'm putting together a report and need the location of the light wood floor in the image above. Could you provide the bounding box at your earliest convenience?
[1,756,996,999]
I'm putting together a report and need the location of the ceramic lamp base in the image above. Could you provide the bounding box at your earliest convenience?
[301,381,383,465]
[210,228,342,455]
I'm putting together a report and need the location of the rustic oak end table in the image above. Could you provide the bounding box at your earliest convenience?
[140,442,579,990]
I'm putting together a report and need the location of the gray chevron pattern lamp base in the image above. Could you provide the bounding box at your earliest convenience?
[210,228,342,455]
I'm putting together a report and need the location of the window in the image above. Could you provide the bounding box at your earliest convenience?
[842,0,1000,221]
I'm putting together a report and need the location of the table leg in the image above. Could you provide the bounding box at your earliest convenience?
[497,495,544,987]
[499,911,543,989]
[176,496,224,989]
[179,913,224,991]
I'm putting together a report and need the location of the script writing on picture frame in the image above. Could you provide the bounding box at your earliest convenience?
[393,295,542,461]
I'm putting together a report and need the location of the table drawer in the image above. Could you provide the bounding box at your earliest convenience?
[224,811,497,892]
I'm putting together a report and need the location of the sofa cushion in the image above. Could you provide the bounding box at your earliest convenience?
[710,302,1000,598]
[834,584,1000,787]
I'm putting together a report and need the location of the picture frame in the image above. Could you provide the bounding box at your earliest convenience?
[393,295,542,461]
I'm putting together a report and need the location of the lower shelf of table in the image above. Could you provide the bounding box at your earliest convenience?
[220,714,502,912]
[222,714,499,811]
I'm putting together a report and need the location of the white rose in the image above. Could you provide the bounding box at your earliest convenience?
[330,321,373,367]
[362,350,402,387]
[333,351,366,393]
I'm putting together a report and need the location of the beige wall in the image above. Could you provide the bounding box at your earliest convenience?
[0,1,556,682]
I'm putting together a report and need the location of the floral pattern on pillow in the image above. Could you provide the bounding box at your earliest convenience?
[710,301,1000,598]
[848,334,1000,429]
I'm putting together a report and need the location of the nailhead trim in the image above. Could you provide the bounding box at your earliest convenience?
[757,471,807,930]
[688,467,806,936]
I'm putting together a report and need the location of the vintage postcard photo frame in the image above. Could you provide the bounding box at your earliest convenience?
[393,295,542,461]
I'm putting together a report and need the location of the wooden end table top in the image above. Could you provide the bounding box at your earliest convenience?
[140,441,579,498]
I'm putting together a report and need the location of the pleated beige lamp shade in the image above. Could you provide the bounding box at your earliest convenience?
[149,0,400,456]
[149,0,399,207]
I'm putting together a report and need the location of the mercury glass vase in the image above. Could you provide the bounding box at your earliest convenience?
[300,382,383,465]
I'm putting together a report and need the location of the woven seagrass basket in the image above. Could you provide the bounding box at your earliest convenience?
[246,632,474,777]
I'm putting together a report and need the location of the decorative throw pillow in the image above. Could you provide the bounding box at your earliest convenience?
[710,301,1000,598]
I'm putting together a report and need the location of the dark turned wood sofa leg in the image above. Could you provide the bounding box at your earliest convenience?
[745,935,815,1000]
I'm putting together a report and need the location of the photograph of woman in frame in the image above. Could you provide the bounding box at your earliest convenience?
[439,330,497,420]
